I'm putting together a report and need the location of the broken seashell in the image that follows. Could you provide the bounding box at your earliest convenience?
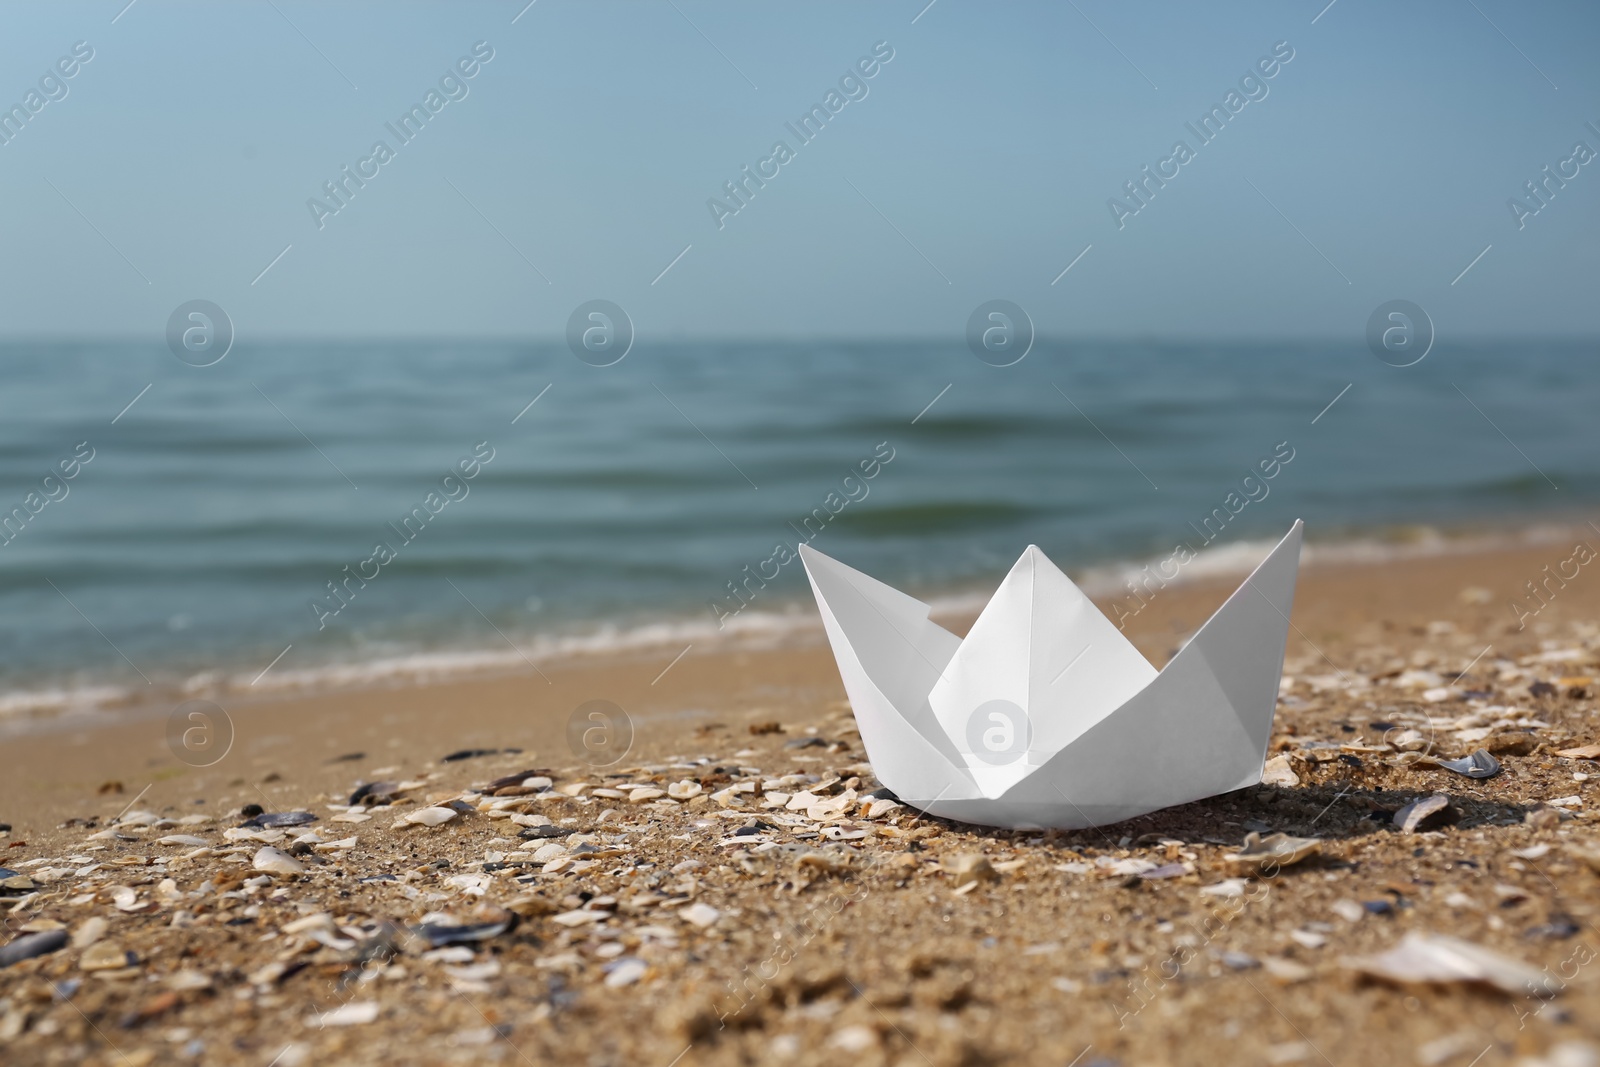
[403,807,459,827]
[348,781,406,805]
[1342,931,1559,997]
[551,909,608,927]
[1394,794,1457,833]
[1431,749,1501,779]
[1261,754,1299,787]
[1223,832,1321,873]
[79,941,134,972]
[72,917,108,949]
[252,847,307,876]
[603,957,648,988]
[156,834,208,847]
[1138,862,1188,880]
[245,811,317,828]
[679,902,721,928]
[165,970,212,992]
[943,854,999,887]
[309,1001,380,1027]
[0,929,67,968]
[407,904,517,949]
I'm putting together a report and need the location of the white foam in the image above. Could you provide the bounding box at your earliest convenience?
[222,603,826,696]
[0,684,130,717]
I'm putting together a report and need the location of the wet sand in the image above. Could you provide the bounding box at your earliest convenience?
[2,540,1600,1066]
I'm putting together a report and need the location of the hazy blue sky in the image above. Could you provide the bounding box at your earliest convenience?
[1,0,1596,339]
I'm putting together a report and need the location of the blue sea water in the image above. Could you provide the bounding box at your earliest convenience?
[0,337,1594,706]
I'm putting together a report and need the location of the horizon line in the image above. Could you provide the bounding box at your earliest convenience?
[3,332,1599,346]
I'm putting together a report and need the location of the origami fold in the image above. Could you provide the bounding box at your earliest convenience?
[799,520,1303,830]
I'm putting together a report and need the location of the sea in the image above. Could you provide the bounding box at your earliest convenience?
[0,336,1595,719]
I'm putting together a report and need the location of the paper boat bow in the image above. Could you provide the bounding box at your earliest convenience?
[799,521,1303,830]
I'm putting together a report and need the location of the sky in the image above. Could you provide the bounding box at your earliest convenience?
[0,0,1597,340]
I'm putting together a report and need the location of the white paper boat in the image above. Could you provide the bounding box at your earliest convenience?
[799,521,1303,830]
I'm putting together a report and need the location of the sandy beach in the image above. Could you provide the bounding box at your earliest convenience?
[3,537,1600,1066]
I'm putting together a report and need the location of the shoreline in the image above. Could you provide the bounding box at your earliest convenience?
[4,515,1598,739]
[3,528,1596,798]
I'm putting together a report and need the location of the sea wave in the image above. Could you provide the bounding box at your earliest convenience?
[2,518,1586,735]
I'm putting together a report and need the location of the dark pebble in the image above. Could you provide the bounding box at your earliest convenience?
[441,749,500,763]
[328,752,366,763]
[1530,681,1557,697]
[0,823,10,834]
[783,737,828,750]
[0,929,68,968]
[1362,900,1395,916]
[240,804,264,819]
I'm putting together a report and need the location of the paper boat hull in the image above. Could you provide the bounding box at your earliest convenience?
[801,521,1303,831]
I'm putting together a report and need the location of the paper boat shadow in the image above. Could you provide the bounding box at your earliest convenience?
[800,521,1304,830]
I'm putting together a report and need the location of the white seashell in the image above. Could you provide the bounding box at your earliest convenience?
[251,847,306,876]
[1343,932,1559,996]
[604,958,648,987]
[72,916,108,949]
[551,909,608,927]
[1261,755,1299,787]
[1224,832,1321,873]
[679,902,721,928]
[405,807,459,827]
[309,1001,379,1027]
